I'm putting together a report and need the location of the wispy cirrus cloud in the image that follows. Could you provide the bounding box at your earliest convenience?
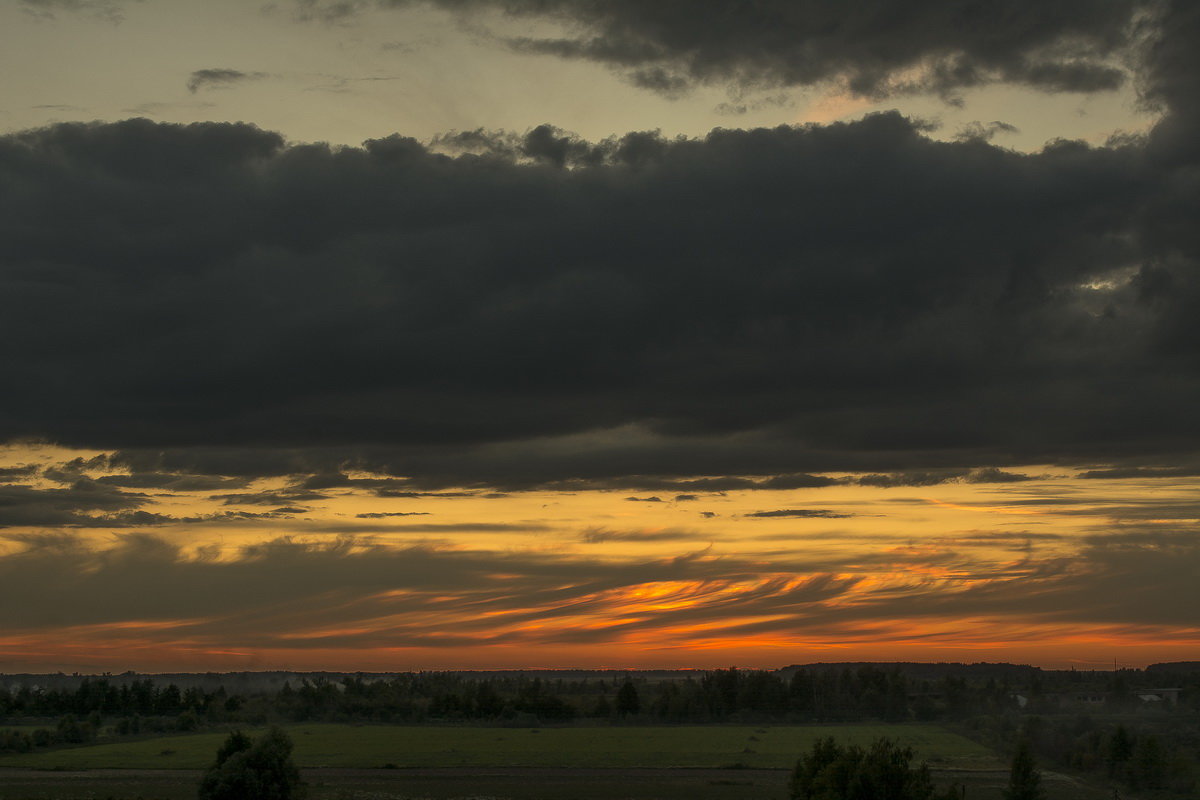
[19,0,138,24]
[186,68,269,94]
[2,525,1196,666]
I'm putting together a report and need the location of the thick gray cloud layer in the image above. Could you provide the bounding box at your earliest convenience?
[0,1,1197,488]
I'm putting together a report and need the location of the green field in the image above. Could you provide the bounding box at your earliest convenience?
[0,724,997,771]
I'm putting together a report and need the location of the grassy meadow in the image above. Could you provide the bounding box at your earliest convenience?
[0,724,1128,800]
[0,723,997,771]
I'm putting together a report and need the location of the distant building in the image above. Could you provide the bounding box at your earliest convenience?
[1136,688,1181,704]
[1042,691,1108,706]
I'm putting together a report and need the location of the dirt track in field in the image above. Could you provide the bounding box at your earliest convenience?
[0,766,791,800]
[0,766,785,779]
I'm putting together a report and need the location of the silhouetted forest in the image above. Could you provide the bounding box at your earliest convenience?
[3,662,1199,794]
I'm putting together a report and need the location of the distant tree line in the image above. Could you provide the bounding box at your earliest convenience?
[2,663,1198,797]
[3,666,1198,731]
[0,678,238,720]
[266,667,1012,724]
[0,712,104,753]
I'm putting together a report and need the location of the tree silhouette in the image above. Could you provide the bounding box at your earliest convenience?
[1003,738,1045,800]
[198,727,304,800]
[1130,734,1165,790]
[616,678,640,717]
[1107,724,1133,779]
[789,737,961,800]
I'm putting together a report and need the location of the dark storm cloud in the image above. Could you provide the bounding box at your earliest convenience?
[186,69,269,94]
[0,113,1171,480]
[1,2,1199,488]
[356,0,1149,99]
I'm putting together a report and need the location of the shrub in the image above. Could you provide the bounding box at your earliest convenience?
[198,727,304,800]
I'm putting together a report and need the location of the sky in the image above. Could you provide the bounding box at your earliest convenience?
[0,0,1198,674]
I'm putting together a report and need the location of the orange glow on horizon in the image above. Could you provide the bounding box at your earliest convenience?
[0,444,1195,673]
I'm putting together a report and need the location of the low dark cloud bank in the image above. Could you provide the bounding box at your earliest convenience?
[1,2,1198,489]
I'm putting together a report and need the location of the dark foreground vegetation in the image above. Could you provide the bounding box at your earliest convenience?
[198,728,303,800]
[789,737,965,800]
[1,661,1198,798]
[197,729,972,800]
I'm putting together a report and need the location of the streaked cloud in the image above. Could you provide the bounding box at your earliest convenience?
[186,69,269,94]
[19,0,136,24]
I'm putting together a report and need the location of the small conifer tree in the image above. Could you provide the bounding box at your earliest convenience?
[616,678,640,716]
[1003,738,1045,800]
